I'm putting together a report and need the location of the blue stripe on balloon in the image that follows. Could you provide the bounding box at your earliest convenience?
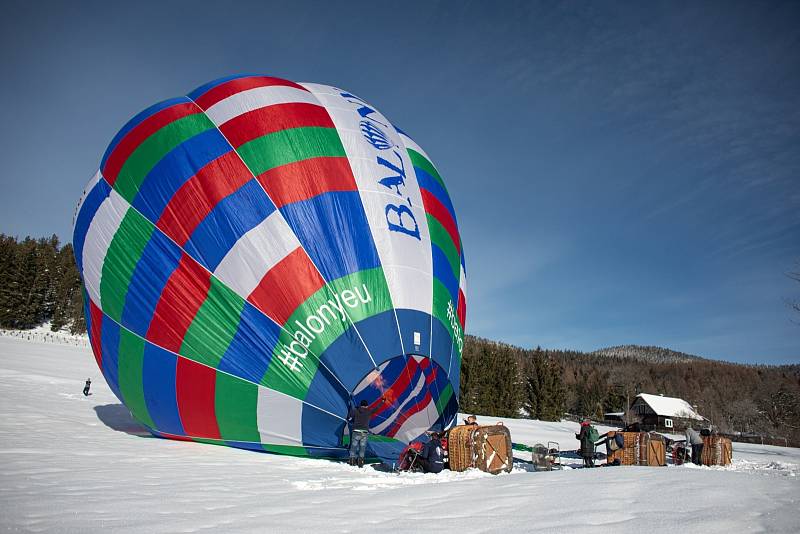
[121,229,182,337]
[101,97,192,170]
[430,313,453,374]
[183,179,276,271]
[314,325,374,393]
[132,129,232,222]
[346,310,402,368]
[100,313,123,402]
[217,303,281,384]
[300,405,348,449]
[432,245,459,303]
[279,191,380,282]
[73,179,111,273]
[394,309,432,359]
[415,166,458,227]
[304,367,351,420]
[142,343,185,436]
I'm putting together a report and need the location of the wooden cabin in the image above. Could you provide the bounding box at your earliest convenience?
[630,393,705,432]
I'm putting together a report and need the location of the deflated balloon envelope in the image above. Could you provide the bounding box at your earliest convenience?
[73,75,467,461]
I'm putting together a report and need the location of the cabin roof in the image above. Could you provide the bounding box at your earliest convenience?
[635,393,704,420]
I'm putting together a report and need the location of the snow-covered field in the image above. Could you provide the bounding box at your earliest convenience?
[1,336,798,533]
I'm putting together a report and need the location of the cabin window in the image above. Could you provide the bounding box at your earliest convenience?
[664,418,673,428]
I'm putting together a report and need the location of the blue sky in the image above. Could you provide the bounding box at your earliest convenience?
[1,1,798,363]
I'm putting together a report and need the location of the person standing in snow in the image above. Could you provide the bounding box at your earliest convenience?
[418,432,445,473]
[347,396,387,468]
[576,419,597,467]
[83,378,91,396]
[685,426,704,465]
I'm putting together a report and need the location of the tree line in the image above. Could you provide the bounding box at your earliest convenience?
[460,335,800,445]
[0,234,85,333]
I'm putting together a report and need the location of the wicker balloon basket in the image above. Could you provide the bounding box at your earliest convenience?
[606,431,666,466]
[701,436,733,466]
[446,424,513,474]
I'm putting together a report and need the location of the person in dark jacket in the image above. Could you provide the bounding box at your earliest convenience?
[576,419,596,468]
[347,396,387,467]
[83,378,91,396]
[685,426,704,465]
[418,432,445,473]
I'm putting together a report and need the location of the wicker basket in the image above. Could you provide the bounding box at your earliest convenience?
[446,425,513,474]
[473,425,513,474]
[701,436,732,466]
[447,425,476,472]
[606,431,665,466]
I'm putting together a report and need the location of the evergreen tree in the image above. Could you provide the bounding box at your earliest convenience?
[51,244,82,332]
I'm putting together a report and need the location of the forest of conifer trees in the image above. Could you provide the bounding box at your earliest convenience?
[0,234,85,333]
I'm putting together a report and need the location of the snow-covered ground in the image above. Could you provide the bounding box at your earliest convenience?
[1,335,798,533]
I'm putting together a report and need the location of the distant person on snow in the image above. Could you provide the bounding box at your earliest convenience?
[685,426,704,465]
[83,378,91,396]
[576,418,598,467]
[418,432,445,473]
[347,396,387,467]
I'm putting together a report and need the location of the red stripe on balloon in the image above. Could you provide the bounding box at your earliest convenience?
[176,357,221,440]
[457,290,466,329]
[220,102,335,148]
[102,103,199,185]
[89,298,104,370]
[146,254,211,353]
[421,188,460,254]
[247,247,326,326]
[257,157,356,208]
[193,76,308,110]
[156,151,253,245]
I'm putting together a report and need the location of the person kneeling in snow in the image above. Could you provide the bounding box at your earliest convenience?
[418,432,445,473]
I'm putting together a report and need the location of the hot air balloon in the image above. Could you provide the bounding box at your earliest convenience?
[73,75,466,462]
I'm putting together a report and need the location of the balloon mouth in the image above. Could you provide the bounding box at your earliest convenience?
[350,354,457,443]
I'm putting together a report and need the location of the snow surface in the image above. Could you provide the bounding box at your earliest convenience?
[1,336,798,533]
[636,393,703,420]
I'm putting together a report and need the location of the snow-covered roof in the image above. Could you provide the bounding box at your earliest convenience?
[635,393,703,420]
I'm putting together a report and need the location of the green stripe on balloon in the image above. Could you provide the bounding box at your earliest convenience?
[435,382,454,416]
[117,328,155,428]
[236,126,346,177]
[407,148,446,191]
[214,372,260,443]
[180,277,244,368]
[432,277,461,357]
[99,210,154,322]
[114,113,215,203]
[260,267,393,401]
[262,444,309,457]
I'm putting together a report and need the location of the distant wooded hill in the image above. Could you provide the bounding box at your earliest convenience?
[592,345,701,363]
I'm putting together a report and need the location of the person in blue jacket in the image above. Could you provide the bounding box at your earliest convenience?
[418,432,445,473]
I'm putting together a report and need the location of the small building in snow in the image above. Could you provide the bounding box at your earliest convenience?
[630,393,705,431]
